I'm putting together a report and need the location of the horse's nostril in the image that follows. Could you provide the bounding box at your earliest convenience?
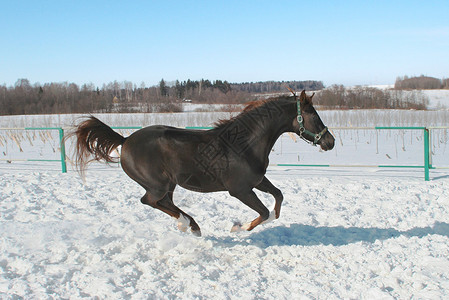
[320,137,335,151]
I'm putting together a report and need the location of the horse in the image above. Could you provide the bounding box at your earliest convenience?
[70,90,335,236]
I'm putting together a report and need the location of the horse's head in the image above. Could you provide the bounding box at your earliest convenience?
[292,90,335,151]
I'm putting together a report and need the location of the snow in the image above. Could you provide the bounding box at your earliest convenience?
[1,166,449,299]
[1,110,449,298]
[423,89,449,110]
[339,86,449,110]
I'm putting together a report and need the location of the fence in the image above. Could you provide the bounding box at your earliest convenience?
[0,127,67,173]
[0,126,447,181]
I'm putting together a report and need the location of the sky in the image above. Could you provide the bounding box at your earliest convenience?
[1,0,448,87]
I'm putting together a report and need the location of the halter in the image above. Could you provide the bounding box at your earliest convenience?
[294,92,328,146]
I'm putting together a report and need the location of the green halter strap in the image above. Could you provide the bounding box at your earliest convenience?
[295,93,328,146]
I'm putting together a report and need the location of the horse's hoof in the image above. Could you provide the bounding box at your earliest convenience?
[230,222,251,232]
[192,229,202,237]
[230,222,242,232]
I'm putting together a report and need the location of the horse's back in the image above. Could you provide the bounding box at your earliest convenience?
[120,125,215,188]
[121,125,208,164]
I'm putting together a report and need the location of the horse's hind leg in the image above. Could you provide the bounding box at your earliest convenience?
[229,189,270,232]
[141,189,202,237]
[255,176,284,219]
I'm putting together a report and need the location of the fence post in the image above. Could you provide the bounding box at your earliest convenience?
[58,128,67,173]
[424,128,430,181]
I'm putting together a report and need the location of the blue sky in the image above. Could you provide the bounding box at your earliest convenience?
[1,0,448,87]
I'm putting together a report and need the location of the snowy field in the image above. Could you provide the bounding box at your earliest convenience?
[1,104,449,298]
[1,164,449,299]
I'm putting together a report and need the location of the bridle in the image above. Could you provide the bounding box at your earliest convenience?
[290,88,328,146]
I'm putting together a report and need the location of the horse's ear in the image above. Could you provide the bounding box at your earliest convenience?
[300,90,312,104]
[299,90,306,102]
[309,92,315,104]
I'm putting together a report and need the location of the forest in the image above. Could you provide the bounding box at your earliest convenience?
[0,79,322,115]
[0,76,438,115]
[314,85,428,110]
[394,75,449,90]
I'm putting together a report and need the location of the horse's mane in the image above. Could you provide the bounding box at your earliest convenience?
[214,95,291,129]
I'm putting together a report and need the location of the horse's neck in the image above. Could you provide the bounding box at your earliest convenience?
[245,101,294,160]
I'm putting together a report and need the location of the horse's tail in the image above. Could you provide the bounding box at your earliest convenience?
[69,116,126,176]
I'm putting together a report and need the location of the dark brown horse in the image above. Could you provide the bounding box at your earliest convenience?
[71,90,334,236]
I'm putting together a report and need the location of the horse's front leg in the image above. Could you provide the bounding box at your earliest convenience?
[255,176,284,219]
[229,189,271,232]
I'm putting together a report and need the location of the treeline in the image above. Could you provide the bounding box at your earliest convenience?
[161,79,323,100]
[0,79,109,115]
[0,78,324,115]
[159,79,244,103]
[315,85,428,110]
[231,80,324,93]
[0,77,432,115]
[395,75,449,90]
[0,78,252,115]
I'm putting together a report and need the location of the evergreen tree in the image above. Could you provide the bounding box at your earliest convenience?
[159,79,168,97]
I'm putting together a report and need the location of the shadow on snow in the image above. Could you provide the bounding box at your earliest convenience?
[208,222,449,248]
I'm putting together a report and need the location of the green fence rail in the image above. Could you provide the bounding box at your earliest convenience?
[0,126,447,181]
[0,127,68,173]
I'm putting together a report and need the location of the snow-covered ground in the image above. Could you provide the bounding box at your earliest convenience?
[1,164,449,299]
[359,86,449,110]
[423,89,449,110]
[1,107,449,299]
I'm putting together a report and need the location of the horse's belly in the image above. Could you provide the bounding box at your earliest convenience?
[176,172,226,193]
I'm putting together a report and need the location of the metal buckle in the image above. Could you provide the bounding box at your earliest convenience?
[314,127,327,144]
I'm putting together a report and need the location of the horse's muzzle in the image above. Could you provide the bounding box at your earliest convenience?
[319,134,335,151]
